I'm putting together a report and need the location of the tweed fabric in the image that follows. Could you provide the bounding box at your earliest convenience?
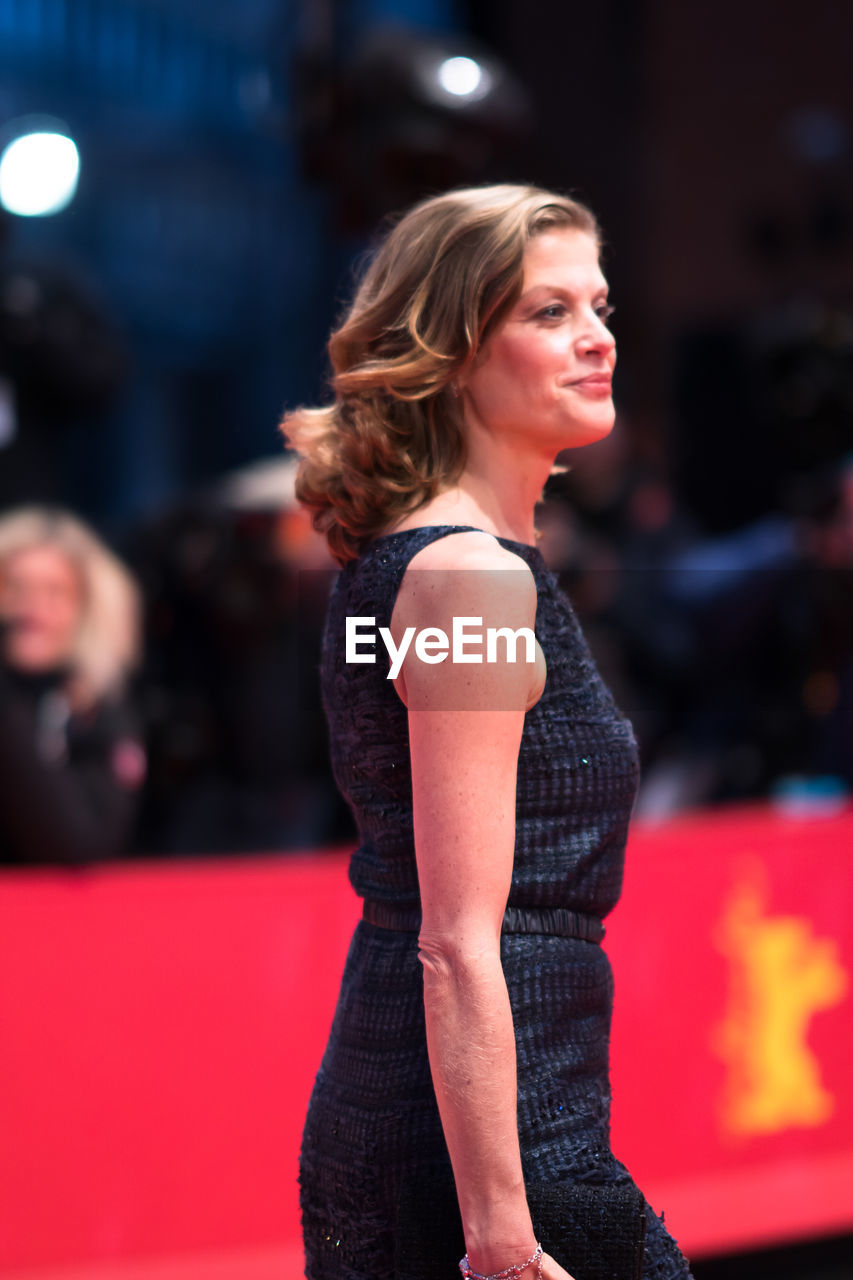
[395,1175,647,1280]
[301,526,694,1280]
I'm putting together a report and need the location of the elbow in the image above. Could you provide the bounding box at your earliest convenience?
[417,932,456,987]
[417,923,501,989]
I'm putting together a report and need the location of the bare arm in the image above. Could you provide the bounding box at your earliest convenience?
[392,533,570,1279]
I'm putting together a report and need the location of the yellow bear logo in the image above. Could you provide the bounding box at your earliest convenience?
[711,855,848,1138]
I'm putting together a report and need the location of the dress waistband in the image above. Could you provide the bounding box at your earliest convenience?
[361,899,606,944]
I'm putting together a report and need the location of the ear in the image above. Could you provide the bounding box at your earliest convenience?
[452,352,480,396]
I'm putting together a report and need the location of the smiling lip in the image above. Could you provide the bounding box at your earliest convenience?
[570,374,612,388]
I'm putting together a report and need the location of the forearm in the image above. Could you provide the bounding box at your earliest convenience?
[421,937,536,1273]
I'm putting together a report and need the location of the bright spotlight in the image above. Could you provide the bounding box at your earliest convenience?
[436,55,491,101]
[0,130,80,217]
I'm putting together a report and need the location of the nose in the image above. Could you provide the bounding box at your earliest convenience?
[578,310,616,359]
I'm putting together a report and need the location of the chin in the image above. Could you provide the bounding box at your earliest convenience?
[558,412,616,451]
[8,645,57,672]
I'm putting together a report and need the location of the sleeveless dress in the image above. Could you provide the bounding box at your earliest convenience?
[300,525,694,1280]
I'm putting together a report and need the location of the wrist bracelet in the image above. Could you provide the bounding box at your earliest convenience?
[458,1241,543,1280]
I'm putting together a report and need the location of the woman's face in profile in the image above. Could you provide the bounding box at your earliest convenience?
[459,227,617,454]
[0,544,82,673]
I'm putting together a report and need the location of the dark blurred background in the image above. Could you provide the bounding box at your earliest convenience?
[0,0,851,856]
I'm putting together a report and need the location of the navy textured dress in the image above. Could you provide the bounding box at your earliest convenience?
[300,526,694,1280]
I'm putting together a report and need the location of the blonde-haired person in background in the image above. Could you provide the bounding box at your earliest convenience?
[282,184,694,1280]
[0,505,146,865]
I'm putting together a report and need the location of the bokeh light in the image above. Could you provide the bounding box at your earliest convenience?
[0,129,80,217]
[436,54,491,101]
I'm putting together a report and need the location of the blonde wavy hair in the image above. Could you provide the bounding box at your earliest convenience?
[0,505,142,711]
[279,183,602,565]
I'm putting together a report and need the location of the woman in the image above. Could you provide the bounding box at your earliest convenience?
[0,505,146,864]
[281,184,694,1280]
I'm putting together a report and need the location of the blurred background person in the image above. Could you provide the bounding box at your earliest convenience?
[661,453,853,808]
[0,505,146,865]
[128,455,356,855]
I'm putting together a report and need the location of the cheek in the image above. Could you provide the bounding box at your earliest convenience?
[52,596,80,637]
[490,332,563,392]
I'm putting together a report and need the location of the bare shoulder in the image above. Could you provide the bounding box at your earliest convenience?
[406,529,530,574]
[398,531,536,622]
[389,530,543,711]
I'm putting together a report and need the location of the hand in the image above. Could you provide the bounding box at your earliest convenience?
[540,1252,576,1280]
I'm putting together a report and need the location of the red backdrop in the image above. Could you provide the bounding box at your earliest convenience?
[1,802,851,1278]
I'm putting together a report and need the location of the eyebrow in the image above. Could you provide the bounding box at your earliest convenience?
[520,283,610,301]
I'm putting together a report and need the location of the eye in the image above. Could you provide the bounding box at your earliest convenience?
[535,301,616,325]
[536,303,567,321]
